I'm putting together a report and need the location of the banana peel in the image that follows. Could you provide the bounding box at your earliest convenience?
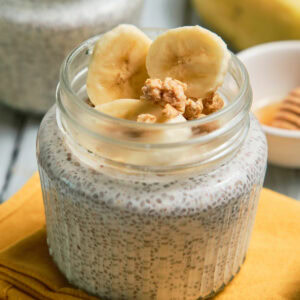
[192,0,300,51]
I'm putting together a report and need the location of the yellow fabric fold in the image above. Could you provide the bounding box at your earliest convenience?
[215,186,300,300]
[0,173,45,252]
[0,172,299,299]
[0,173,98,300]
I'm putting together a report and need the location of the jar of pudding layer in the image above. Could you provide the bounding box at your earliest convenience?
[36,31,267,299]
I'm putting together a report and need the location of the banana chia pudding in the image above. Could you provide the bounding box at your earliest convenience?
[37,25,267,299]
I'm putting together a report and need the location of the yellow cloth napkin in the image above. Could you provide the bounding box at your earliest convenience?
[0,173,299,300]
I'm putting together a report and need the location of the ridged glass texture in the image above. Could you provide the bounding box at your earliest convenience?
[37,108,267,300]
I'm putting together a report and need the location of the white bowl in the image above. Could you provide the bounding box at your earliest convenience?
[238,41,300,168]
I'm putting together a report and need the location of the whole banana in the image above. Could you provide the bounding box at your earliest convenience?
[192,0,300,50]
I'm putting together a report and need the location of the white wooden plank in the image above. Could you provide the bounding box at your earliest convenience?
[264,165,300,200]
[2,117,39,201]
[0,106,19,194]
[141,0,187,28]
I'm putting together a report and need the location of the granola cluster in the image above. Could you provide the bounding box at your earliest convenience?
[141,78,187,113]
[202,94,224,115]
[162,103,180,119]
[137,113,157,123]
[184,99,204,120]
[138,77,224,123]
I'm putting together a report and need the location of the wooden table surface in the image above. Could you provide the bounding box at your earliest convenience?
[0,0,299,203]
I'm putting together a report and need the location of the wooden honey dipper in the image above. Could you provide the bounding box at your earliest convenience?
[271,87,300,130]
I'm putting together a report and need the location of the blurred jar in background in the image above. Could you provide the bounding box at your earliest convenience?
[192,0,300,51]
[0,0,144,114]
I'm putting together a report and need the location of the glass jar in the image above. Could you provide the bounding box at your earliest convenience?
[0,0,143,114]
[36,31,267,300]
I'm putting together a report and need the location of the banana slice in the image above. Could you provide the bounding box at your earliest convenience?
[146,26,230,99]
[95,98,166,122]
[95,98,191,143]
[87,24,151,106]
[69,99,191,167]
[94,99,191,165]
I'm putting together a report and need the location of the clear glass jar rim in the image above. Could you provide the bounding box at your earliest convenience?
[59,29,250,130]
